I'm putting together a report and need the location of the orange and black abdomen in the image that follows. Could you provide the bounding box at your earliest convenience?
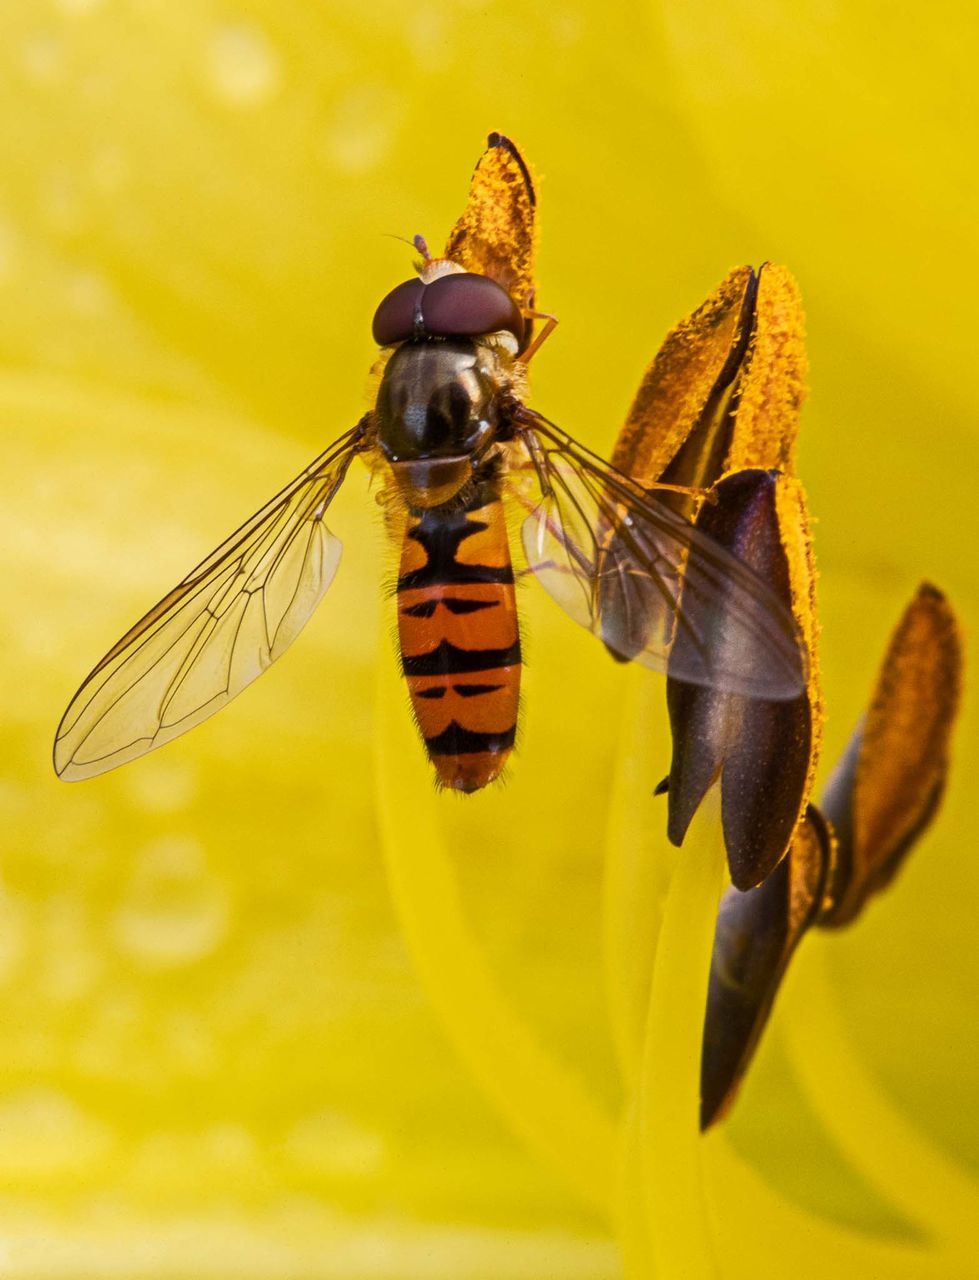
[397,478,520,792]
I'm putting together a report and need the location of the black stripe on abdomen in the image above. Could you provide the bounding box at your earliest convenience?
[396,501,514,592]
[425,722,517,756]
[400,597,499,619]
[402,638,521,677]
[399,561,513,590]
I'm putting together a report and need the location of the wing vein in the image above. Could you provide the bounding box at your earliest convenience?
[54,420,369,779]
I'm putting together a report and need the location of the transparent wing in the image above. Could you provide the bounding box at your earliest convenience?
[509,413,807,700]
[54,422,368,780]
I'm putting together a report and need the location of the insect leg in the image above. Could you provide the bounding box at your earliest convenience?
[517,308,559,363]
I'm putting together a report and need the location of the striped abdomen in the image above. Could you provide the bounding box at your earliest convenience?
[397,479,521,792]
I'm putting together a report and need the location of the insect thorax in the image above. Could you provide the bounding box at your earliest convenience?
[375,338,513,466]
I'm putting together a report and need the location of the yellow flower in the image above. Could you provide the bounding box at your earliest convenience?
[0,3,976,1278]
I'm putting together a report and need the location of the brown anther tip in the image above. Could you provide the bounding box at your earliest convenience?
[915,579,949,605]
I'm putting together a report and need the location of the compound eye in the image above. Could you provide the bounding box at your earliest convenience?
[423,273,525,344]
[372,278,424,345]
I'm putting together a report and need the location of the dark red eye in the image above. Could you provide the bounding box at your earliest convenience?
[371,273,524,346]
[422,274,524,344]
[372,278,425,346]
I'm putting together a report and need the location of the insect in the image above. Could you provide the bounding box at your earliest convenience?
[54,134,806,792]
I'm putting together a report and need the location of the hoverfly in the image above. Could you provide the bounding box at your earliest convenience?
[54,133,805,793]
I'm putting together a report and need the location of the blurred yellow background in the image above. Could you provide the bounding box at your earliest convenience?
[0,1,976,1275]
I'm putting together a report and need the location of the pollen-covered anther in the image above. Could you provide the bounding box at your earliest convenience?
[817,582,964,926]
[607,263,817,886]
[611,266,757,495]
[612,262,808,504]
[725,264,808,476]
[441,131,537,326]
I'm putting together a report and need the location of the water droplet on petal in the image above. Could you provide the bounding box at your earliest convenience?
[21,33,64,84]
[203,1123,259,1171]
[323,85,397,174]
[208,22,280,107]
[113,835,229,969]
[41,170,84,234]
[67,269,112,316]
[39,895,101,1002]
[551,12,583,45]
[406,7,450,70]
[0,1088,113,1178]
[92,145,127,193]
[284,1108,387,1177]
[0,221,16,282]
[0,888,27,985]
[124,760,198,814]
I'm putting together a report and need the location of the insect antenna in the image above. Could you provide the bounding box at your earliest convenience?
[382,232,433,274]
